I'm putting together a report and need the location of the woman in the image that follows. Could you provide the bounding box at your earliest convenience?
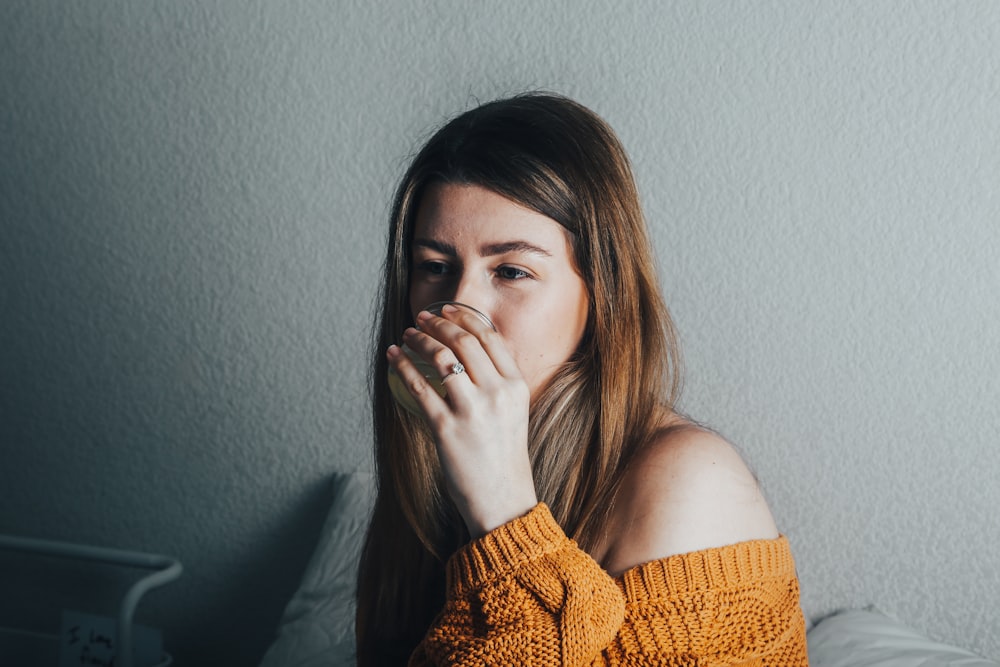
[357,93,808,665]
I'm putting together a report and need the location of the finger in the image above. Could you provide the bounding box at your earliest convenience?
[410,315,498,383]
[398,327,482,415]
[402,326,486,383]
[436,305,521,379]
[418,308,521,380]
[386,344,452,419]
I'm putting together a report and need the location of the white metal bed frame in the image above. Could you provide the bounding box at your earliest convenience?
[0,533,182,667]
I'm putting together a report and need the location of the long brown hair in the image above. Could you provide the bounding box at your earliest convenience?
[356,93,682,664]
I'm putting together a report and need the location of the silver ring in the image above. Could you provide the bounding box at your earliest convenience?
[442,361,465,383]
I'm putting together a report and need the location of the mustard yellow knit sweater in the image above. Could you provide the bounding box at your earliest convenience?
[410,503,808,666]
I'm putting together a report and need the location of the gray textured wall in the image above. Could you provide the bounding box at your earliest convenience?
[1,1,997,665]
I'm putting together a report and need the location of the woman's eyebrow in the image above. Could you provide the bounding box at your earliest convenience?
[480,241,552,257]
[412,238,457,256]
[412,238,553,258]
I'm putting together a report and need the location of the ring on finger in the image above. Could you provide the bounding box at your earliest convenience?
[441,361,465,383]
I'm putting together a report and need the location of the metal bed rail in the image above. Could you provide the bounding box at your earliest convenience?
[0,533,182,667]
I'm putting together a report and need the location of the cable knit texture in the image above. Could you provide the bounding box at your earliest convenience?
[410,504,808,666]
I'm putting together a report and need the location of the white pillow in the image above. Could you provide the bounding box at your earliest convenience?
[259,471,375,667]
[808,608,998,667]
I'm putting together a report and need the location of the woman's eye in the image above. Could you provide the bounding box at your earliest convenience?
[417,261,450,276]
[497,266,529,280]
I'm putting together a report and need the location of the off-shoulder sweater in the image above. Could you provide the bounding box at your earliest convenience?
[410,503,808,666]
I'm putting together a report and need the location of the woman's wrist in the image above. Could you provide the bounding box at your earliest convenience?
[462,493,540,539]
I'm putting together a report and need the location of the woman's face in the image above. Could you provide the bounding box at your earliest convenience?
[409,183,590,400]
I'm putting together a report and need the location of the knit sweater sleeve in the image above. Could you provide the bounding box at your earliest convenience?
[409,503,808,667]
[409,503,625,666]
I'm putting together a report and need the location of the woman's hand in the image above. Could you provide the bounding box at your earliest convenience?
[387,304,538,537]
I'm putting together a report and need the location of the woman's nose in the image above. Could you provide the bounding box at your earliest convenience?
[451,277,491,322]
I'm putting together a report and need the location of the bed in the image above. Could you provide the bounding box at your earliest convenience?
[258,471,998,667]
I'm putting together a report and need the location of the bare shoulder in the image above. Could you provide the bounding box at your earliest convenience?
[597,417,779,576]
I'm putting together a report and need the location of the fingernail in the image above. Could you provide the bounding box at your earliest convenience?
[441,303,458,314]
